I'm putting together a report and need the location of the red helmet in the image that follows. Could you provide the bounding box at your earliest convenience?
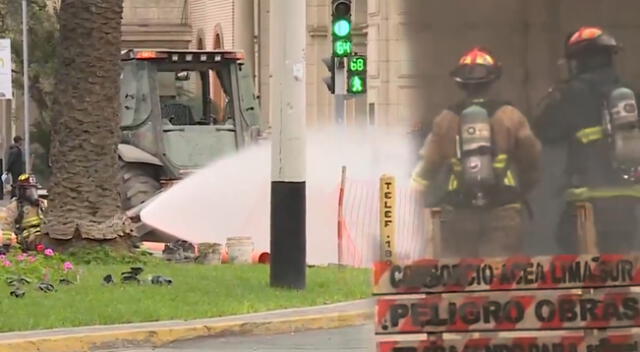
[565,26,619,58]
[450,47,502,84]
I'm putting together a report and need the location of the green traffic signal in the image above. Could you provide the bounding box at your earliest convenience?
[333,19,351,38]
[348,75,365,94]
[347,55,366,94]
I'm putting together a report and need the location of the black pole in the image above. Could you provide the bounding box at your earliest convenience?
[270,181,306,289]
[269,0,306,290]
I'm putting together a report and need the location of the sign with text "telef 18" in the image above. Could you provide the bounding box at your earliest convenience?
[373,254,640,295]
[376,287,640,334]
[0,39,12,99]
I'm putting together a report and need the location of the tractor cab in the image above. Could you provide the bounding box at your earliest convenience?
[118,49,262,211]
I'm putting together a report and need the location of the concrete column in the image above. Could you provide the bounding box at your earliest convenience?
[269,0,307,290]
[234,0,255,81]
[259,0,271,128]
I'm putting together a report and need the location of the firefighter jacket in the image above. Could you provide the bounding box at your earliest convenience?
[533,67,640,201]
[412,99,542,207]
[0,199,47,247]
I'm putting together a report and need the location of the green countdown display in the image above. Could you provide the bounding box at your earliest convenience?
[348,56,366,72]
[334,39,352,57]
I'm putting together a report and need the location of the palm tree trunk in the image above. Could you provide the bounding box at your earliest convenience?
[44,0,131,244]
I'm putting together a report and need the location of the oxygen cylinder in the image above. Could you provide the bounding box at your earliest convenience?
[608,87,638,130]
[459,105,495,191]
[607,87,640,174]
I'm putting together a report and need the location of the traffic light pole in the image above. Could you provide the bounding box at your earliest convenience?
[334,58,346,125]
[22,0,30,174]
[269,0,306,290]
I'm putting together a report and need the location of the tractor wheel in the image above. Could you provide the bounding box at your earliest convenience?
[119,161,162,211]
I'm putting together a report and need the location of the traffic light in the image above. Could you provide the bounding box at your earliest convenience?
[347,55,366,94]
[331,0,352,57]
[322,56,335,94]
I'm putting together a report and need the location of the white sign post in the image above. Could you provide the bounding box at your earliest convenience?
[0,39,12,99]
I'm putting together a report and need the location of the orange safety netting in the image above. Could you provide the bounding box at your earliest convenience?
[337,178,428,268]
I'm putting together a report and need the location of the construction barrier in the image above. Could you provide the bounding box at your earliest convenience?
[373,253,640,294]
[338,175,426,268]
[377,328,640,352]
[372,173,640,352]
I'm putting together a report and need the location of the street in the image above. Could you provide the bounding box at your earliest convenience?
[119,324,375,352]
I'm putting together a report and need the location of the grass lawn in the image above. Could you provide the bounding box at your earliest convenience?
[0,262,371,333]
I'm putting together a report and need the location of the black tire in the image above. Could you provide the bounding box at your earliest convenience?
[119,161,162,211]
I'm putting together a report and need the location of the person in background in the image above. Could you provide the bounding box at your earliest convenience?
[0,174,46,253]
[5,136,25,199]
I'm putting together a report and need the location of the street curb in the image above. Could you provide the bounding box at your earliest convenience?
[0,308,373,352]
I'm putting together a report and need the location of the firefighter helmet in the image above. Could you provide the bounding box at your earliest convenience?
[565,26,619,59]
[450,47,502,84]
[16,174,37,188]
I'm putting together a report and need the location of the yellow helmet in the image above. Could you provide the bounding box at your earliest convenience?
[17,174,37,188]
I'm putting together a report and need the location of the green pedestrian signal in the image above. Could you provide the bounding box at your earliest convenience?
[347,55,366,95]
[349,76,364,93]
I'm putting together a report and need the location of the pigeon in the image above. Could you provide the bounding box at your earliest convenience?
[121,273,141,284]
[38,282,55,293]
[130,267,144,275]
[5,276,30,287]
[103,274,115,285]
[151,275,173,286]
[9,288,25,298]
[59,278,74,286]
[121,266,144,278]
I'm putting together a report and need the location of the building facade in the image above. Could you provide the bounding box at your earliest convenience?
[121,0,192,49]
[114,0,417,130]
[186,0,414,130]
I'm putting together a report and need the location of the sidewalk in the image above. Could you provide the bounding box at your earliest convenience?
[0,298,374,352]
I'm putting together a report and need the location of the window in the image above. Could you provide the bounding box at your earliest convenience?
[158,71,204,125]
[120,62,152,127]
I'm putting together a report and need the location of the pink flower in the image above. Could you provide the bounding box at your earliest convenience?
[27,256,37,263]
[16,254,26,261]
[0,255,5,261]
[44,249,54,257]
[3,260,12,267]
[63,261,74,272]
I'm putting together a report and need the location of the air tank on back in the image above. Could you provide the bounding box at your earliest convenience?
[459,105,496,191]
[606,87,640,174]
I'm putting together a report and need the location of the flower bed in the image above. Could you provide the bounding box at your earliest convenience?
[0,245,78,297]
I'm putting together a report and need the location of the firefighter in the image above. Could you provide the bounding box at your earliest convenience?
[0,173,46,253]
[533,27,640,254]
[411,47,542,258]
